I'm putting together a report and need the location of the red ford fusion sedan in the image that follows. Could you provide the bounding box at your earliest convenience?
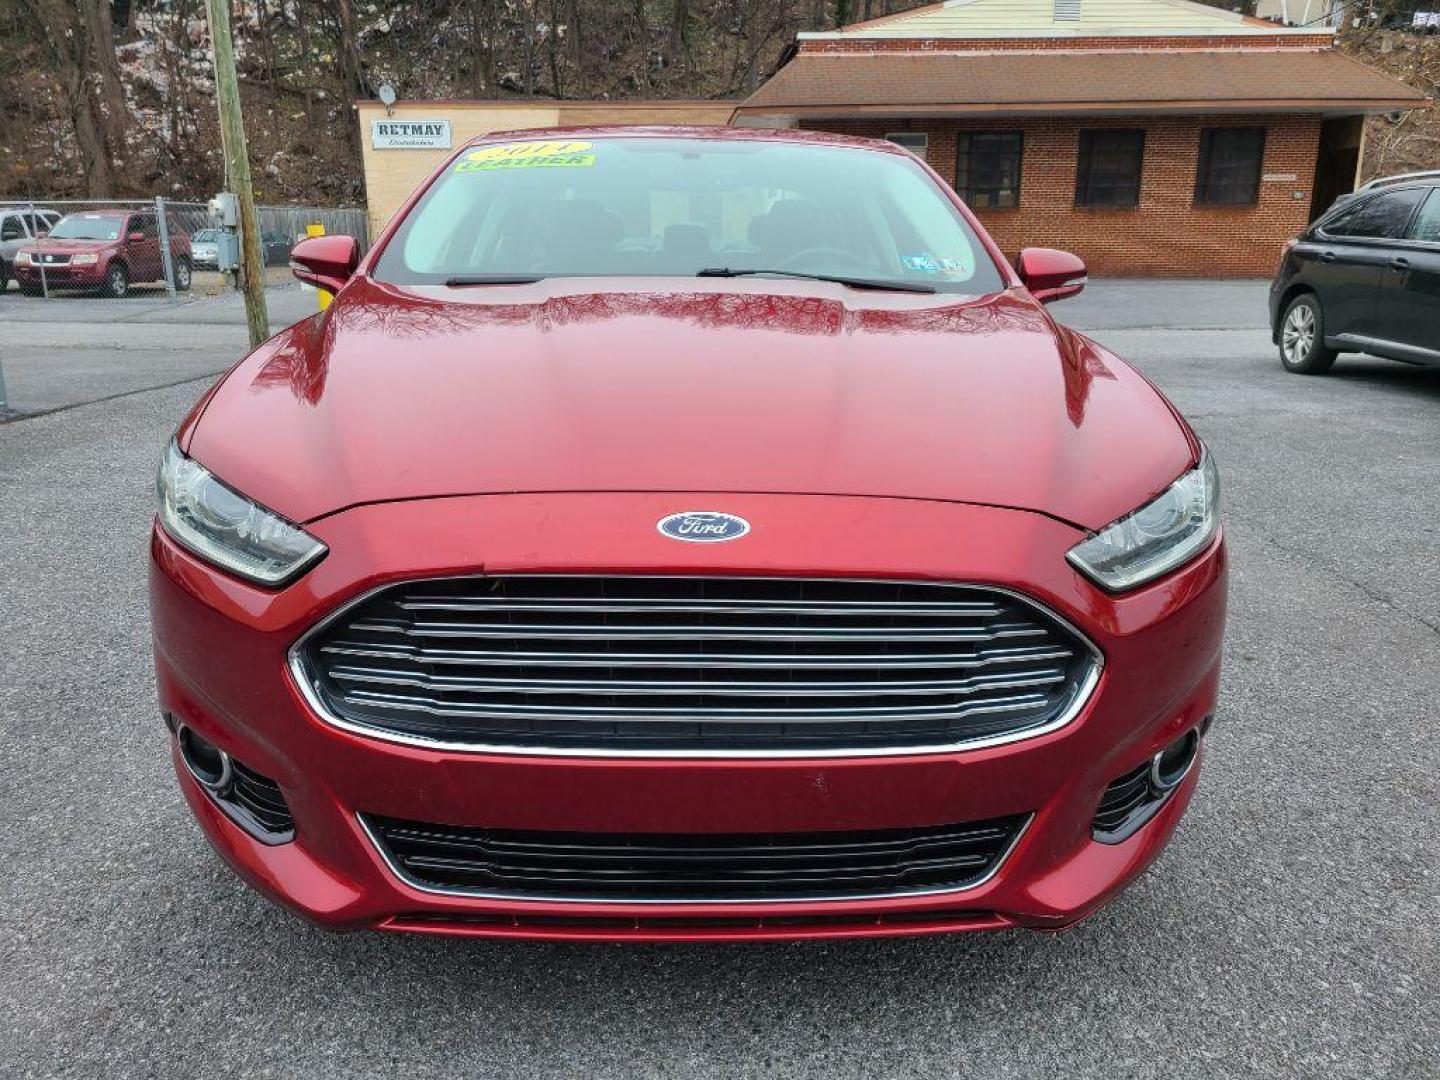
[150,128,1225,942]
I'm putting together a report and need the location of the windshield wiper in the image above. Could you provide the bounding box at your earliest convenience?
[696,267,936,294]
[444,274,546,286]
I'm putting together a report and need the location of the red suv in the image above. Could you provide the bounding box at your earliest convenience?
[15,209,191,297]
[151,128,1225,942]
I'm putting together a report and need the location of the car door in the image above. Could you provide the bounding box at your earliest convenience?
[117,213,143,277]
[1306,186,1428,344]
[1373,187,1440,363]
[24,211,52,239]
[0,212,28,262]
[123,213,157,280]
[143,213,165,280]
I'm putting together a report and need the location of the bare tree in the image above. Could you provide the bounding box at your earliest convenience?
[633,0,651,90]
[466,0,497,95]
[21,0,113,194]
[669,0,690,66]
[336,0,367,96]
[547,0,563,96]
[520,0,537,95]
[566,0,583,73]
[80,0,129,151]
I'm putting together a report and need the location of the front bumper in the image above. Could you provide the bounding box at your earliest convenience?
[14,261,106,287]
[151,491,1226,941]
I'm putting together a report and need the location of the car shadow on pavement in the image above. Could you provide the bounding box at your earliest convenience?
[1327,358,1440,400]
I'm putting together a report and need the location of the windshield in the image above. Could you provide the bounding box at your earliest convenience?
[374,137,1006,294]
[49,215,124,241]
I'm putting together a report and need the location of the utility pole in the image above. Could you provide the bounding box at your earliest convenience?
[203,0,269,347]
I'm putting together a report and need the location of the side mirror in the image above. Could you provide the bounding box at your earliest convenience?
[289,234,359,296]
[128,231,145,243]
[35,228,49,238]
[1015,247,1087,304]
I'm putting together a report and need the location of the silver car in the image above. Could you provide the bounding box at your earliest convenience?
[1,207,61,292]
[190,228,220,271]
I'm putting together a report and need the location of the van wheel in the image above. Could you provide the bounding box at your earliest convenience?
[101,262,129,299]
[173,256,192,292]
[0,260,9,293]
[1279,294,1336,374]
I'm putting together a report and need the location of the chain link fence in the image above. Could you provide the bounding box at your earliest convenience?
[0,197,368,301]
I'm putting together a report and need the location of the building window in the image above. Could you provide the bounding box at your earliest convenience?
[1075,129,1145,208]
[955,131,1023,209]
[885,132,928,160]
[1195,128,1266,205]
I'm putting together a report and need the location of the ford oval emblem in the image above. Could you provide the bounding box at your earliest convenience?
[657,511,751,543]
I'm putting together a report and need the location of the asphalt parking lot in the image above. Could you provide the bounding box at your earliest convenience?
[1,280,1437,1078]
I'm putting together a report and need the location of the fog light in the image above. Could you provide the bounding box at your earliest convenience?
[177,724,233,793]
[1148,729,1200,795]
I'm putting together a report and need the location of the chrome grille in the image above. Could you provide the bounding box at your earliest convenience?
[295,576,1100,755]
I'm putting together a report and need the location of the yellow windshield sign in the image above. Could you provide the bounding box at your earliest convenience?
[456,140,596,172]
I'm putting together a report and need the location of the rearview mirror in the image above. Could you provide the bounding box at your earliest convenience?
[289,234,359,296]
[1015,248,1087,304]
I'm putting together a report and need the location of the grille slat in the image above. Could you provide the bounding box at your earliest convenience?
[300,576,1098,753]
[225,761,295,837]
[384,823,1014,861]
[365,813,1029,901]
[349,619,1049,643]
[396,598,1006,617]
[338,687,1054,722]
[318,642,1072,670]
[1092,762,1156,838]
[325,664,1070,697]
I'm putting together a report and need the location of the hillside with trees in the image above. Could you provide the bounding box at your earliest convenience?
[0,1,1435,205]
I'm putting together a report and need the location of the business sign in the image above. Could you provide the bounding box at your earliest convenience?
[371,119,452,150]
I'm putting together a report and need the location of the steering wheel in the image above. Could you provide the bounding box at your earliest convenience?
[775,246,876,274]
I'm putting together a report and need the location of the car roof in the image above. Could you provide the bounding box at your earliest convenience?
[1356,169,1440,194]
[459,124,911,157]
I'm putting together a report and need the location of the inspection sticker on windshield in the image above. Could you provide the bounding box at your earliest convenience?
[456,141,596,172]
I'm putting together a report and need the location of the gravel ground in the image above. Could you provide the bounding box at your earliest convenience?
[1,280,1436,1079]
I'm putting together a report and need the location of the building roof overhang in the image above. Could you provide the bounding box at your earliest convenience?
[795,26,1336,40]
[736,48,1432,119]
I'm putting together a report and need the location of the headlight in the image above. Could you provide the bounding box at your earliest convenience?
[71,253,98,265]
[15,251,31,265]
[1066,453,1220,592]
[156,440,326,586]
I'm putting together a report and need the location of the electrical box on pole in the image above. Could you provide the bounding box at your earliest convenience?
[209,193,242,273]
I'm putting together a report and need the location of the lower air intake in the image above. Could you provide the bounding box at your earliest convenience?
[364,813,1030,902]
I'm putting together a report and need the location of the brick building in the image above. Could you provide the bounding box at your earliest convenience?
[732,0,1430,275]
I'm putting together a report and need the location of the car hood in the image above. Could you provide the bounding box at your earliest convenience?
[186,278,1196,530]
[27,238,115,254]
